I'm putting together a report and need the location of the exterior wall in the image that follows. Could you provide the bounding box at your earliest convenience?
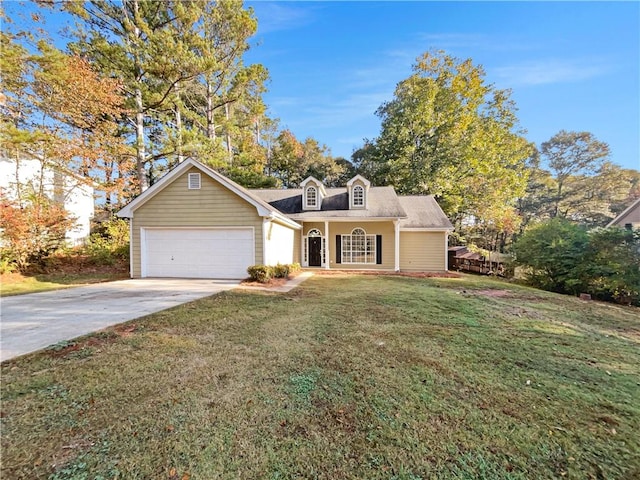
[0,158,94,245]
[329,221,395,270]
[613,204,640,228]
[131,167,263,278]
[399,231,447,272]
[292,229,301,264]
[265,220,296,265]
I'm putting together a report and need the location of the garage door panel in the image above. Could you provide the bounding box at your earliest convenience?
[143,228,253,279]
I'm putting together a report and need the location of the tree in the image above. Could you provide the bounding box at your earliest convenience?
[369,51,533,247]
[519,132,637,228]
[512,218,589,294]
[513,219,640,305]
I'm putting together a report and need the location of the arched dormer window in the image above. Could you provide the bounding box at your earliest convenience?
[353,185,364,206]
[306,186,317,208]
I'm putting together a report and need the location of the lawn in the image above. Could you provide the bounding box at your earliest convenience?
[1,274,638,479]
[0,271,129,296]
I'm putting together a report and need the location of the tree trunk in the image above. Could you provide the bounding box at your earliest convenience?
[132,0,147,191]
[175,83,183,164]
[206,78,215,140]
[224,102,232,164]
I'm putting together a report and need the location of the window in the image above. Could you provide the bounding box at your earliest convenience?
[306,186,317,208]
[188,173,201,190]
[341,228,376,264]
[352,185,364,207]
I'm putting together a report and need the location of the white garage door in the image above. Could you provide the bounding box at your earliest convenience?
[142,228,254,279]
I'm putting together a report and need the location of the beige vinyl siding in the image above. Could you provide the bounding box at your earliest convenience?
[400,231,447,272]
[293,229,301,264]
[131,167,263,278]
[265,220,296,265]
[615,206,640,228]
[303,222,326,236]
[330,221,395,270]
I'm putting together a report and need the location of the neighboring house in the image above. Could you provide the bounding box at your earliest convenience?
[606,197,640,230]
[0,158,94,245]
[117,158,453,279]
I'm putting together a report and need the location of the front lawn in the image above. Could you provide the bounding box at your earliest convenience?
[1,271,128,296]
[1,274,638,479]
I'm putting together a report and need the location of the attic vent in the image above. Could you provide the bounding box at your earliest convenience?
[188,173,201,190]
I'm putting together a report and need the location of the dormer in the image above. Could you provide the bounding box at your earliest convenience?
[346,175,371,209]
[301,176,326,211]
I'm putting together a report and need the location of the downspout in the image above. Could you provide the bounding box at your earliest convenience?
[394,220,400,272]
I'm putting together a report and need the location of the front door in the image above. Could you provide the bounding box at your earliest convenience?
[309,237,322,267]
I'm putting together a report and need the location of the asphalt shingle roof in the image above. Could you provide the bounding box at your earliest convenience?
[251,187,452,229]
[251,186,407,219]
[397,196,453,229]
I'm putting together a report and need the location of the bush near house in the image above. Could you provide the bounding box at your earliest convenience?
[513,218,640,305]
[247,263,301,283]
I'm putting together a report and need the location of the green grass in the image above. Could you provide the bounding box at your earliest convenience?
[0,272,129,296]
[1,274,639,479]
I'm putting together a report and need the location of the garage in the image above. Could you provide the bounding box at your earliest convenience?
[141,228,254,279]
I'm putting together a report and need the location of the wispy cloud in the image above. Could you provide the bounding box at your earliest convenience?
[493,59,612,87]
[249,2,318,35]
[419,33,538,52]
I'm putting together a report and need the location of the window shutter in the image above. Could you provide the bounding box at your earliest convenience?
[376,235,382,264]
[336,235,341,264]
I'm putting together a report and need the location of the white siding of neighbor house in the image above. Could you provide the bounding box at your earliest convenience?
[264,220,296,265]
[131,167,264,278]
[0,158,94,245]
[399,231,447,272]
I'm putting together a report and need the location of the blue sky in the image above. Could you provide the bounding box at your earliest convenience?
[4,1,639,171]
[244,1,640,171]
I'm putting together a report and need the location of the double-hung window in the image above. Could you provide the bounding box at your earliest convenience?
[306,186,317,208]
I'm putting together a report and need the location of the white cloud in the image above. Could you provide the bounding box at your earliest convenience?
[249,2,318,35]
[493,59,612,87]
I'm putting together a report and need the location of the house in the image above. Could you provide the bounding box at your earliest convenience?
[117,158,453,279]
[606,197,640,230]
[0,158,94,245]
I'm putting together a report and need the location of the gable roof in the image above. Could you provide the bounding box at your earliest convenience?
[606,197,640,227]
[251,186,407,220]
[116,159,300,229]
[398,196,454,230]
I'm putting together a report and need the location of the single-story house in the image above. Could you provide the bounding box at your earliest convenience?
[117,158,453,279]
[0,157,94,245]
[606,197,640,230]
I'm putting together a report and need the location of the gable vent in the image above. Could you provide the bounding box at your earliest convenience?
[188,173,201,190]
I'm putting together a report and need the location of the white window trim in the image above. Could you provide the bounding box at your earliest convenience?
[305,186,317,209]
[352,185,365,208]
[341,227,376,264]
[303,228,325,267]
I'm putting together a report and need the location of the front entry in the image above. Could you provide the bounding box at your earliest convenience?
[309,237,322,267]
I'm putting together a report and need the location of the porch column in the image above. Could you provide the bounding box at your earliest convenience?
[324,220,330,270]
[445,230,449,271]
[394,220,400,272]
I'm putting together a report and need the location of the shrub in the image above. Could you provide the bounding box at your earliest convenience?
[247,265,272,283]
[82,217,130,265]
[513,219,640,306]
[272,263,290,278]
[289,262,301,274]
[0,195,74,272]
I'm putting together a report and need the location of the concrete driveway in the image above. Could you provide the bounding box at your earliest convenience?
[0,278,240,362]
